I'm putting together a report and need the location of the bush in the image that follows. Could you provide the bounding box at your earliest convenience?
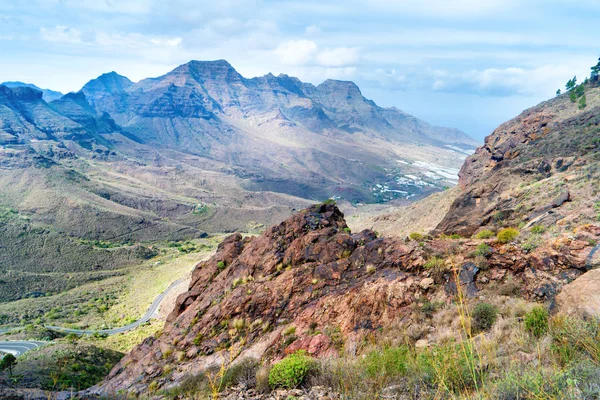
[416,341,482,393]
[524,306,549,337]
[471,303,498,332]
[474,243,492,257]
[475,230,495,239]
[217,261,226,270]
[268,351,318,389]
[530,225,546,234]
[424,257,445,270]
[409,232,424,241]
[361,346,409,380]
[222,358,260,389]
[497,228,519,244]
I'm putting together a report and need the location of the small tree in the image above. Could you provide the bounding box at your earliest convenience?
[566,76,577,91]
[556,89,561,96]
[591,57,600,81]
[0,353,17,376]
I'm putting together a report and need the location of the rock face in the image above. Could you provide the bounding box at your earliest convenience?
[556,268,600,317]
[435,80,600,236]
[91,203,594,396]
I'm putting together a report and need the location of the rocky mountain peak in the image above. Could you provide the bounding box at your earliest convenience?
[0,85,43,102]
[82,71,133,95]
[173,59,243,84]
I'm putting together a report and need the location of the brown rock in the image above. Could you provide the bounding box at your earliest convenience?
[556,269,600,317]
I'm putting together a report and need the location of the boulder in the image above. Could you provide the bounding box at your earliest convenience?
[556,269,600,317]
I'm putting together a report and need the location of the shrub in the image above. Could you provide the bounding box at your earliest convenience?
[255,365,271,393]
[530,225,546,234]
[497,228,520,244]
[222,358,260,389]
[474,243,492,257]
[475,230,495,239]
[471,303,498,332]
[268,351,318,389]
[524,306,549,337]
[409,232,424,241]
[361,346,409,380]
[424,257,445,270]
[217,261,226,270]
[416,341,482,393]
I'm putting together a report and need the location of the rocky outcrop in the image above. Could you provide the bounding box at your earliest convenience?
[556,268,600,317]
[90,203,595,396]
[435,80,600,236]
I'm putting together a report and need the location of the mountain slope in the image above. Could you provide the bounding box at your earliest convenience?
[435,79,600,236]
[1,81,63,102]
[80,60,477,202]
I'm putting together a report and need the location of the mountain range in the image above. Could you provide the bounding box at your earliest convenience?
[0,60,477,301]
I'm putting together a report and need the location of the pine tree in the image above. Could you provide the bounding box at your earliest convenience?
[591,57,600,81]
[556,89,561,96]
[566,76,577,91]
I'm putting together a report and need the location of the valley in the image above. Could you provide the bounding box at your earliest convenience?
[2,51,600,399]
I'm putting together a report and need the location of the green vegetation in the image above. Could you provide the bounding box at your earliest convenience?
[474,243,492,257]
[524,306,549,337]
[0,353,17,376]
[217,261,226,270]
[579,94,587,109]
[474,229,495,239]
[409,232,424,241]
[268,351,318,389]
[566,75,577,91]
[530,225,545,234]
[471,303,498,332]
[497,227,520,243]
[4,343,122,391]
[424,257,445,270]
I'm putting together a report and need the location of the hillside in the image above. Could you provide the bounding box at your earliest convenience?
[435,79,600,237]
[0,62,476,303]
[84,75,600,399]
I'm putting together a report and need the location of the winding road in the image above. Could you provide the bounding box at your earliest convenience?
[0,278,185,356]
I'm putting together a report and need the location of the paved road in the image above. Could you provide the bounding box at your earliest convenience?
[0,278,184,356]
[46,278,184,336]
[0,341,45,357]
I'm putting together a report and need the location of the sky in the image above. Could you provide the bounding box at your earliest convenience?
[1,0,599,141]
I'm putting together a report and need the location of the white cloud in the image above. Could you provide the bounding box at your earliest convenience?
[40,25,82,43]
[305,25,321,36]
[432,65,582,97]
[353,0,519,18]
[316,47,360,67]
[274,40,318,65]
[274,40,360,68]
[43,0,152,14]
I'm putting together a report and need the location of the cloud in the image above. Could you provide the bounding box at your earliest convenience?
[274,40,318,65]
[316,47,360,67]
[274,40,360,68]
[40,25,82,43]
[305,25,321,36]
[432,65,579,97]
[46,0,152,14]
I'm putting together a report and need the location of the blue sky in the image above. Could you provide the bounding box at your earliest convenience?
[1,0,599,140]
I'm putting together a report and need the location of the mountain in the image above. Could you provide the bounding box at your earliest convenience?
[90,202,596,396]
[79,60,477,202]
[88,78,600,399]
[1,81,63,102]
[434,78,600,236]
[0,60,476,302]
